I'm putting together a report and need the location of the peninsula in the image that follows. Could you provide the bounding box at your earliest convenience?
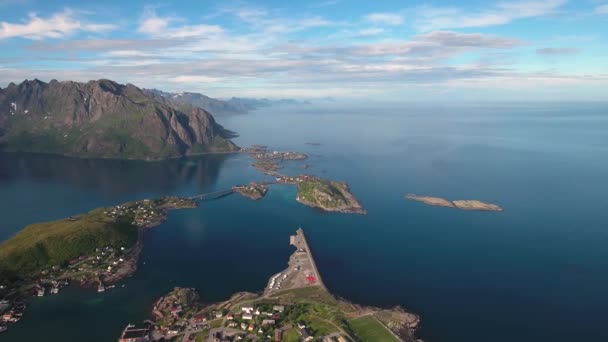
[405,194,503,211]
[0,196,198,330]
[120,229,420,342]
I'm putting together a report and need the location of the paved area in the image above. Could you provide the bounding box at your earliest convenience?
[265,228,325,294]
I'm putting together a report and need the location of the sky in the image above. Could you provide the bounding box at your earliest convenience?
[0,0,607,101]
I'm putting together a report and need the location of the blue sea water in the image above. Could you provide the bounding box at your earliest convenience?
[1,102,607,341]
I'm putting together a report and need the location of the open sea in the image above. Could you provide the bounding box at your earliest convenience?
[1,102,607,341]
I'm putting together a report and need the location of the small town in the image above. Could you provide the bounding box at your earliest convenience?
[118,229,419,342]
[0,197,199,333]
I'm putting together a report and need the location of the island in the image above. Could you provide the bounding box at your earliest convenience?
[294,175,367,214]
[252,159,283,174]
[244,145,308,161]
[405,194,503,211]
[232,182,269,200]
[0,196,198,330]
[119,229,420,342]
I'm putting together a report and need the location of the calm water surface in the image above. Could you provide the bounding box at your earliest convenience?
[1,103,607,341]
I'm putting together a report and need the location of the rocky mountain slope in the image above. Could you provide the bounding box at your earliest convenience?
[147,89,309,116]
[0,79,238,159]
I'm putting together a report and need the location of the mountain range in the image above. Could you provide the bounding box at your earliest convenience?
[147,89,310,116]
[0,79,239,160]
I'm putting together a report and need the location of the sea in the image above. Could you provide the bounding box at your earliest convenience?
[0,102,607,341]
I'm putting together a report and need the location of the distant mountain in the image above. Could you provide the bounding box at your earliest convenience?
[0,79,238,160]
[147,89,310,116]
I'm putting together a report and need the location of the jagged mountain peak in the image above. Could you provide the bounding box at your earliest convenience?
[0,79,238,160]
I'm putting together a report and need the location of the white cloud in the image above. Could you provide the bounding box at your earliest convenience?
[414,0,566,31]
[595,4,608,14]
[137,8,222,39]
[0,9,116,40]
[365,13,404,26]
[168,75,224,84]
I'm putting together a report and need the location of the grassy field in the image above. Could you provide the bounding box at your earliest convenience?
[297,179,348,208]
[282,328,300,342]
[0,207,137,281]
[349,316,399,342]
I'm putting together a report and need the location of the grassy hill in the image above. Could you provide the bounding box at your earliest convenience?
[0,208,137,283]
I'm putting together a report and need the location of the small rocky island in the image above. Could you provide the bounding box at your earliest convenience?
[0,196,198,331]
[275,175,367,214]
[244,145,308,175]
[232,182,269,200]
[405,194,503,211]
[120,229,420,342]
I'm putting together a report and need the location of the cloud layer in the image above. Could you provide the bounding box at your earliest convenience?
[0,1,606,100]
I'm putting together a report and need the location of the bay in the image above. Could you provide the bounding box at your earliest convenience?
[1,102,608,341]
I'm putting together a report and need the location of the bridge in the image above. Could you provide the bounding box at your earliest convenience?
[189,189,235,201]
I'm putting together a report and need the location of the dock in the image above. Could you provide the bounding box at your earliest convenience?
[265,228,326,294]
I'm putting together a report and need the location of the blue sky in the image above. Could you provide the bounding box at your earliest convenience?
[0,0,607,101]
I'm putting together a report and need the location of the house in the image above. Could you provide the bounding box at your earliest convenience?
[337,336,349,342]
[272,305,285,312]
[262,319,275,326]
[248,324,255,331]
[297,320,307,329]
[215,312,223,319]
[242,313,253,320]
[192,314,206,323]
[241,306,254,314]
[170,306,182,317]
[167,326,181,335]
[240,323,248,330]
[274,330,282,342]
[226,313,234,320]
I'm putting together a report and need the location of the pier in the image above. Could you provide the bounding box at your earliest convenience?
[265,228,326,294]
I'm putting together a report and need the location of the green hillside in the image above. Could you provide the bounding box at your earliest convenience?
[0,208,137,282]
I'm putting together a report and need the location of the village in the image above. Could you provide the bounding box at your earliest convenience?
[117,229,417,342]
[0,197,199,333]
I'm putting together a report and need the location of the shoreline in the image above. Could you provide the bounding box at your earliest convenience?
[132,229,421,342]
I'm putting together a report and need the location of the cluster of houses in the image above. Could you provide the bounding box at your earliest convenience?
[65,245,127,278]
[0,300,25,332]
[275,174,314,185]
[103,200,163,227]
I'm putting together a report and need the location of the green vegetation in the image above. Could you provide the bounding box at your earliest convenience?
[252,159,282,172]
[349,316,399,342]
[193,330,208,342]
[0,196,196,284]
[297,178,348,208]
[282,329,299,342]
[0,208,137,281]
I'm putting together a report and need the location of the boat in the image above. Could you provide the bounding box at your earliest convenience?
[51,286,59,294]
[97,283,105,293]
